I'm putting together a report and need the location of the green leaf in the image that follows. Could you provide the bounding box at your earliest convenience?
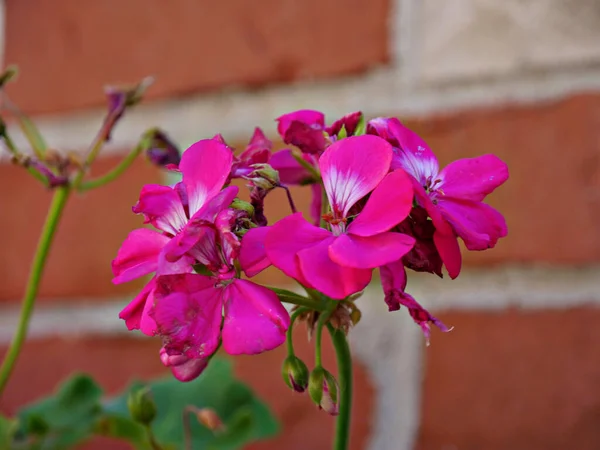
[104,358,279,450]
[0,414,18,449]
[14,374,103,449]
[94,415,151,450]
[353,113,366,136]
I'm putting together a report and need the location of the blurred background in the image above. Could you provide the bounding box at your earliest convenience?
[0,1,599,449]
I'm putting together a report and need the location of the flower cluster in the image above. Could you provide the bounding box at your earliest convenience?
[113,109,508,383]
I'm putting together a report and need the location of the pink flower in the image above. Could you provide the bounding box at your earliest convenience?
[244,135,416,299]
[229,128,272,179]
[380,260,449,343]
[368,118,509,278]
[112,138,238,334]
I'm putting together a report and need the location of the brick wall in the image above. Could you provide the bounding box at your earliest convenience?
[1,1,600,449]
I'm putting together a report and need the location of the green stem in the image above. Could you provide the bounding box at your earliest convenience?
[286,307,308,356]
[314,308,334,367]
[145,425,163,450]
[320,181,328,229]
[291,150,320,180]
[78,135,150,192]
[0,186,71,395]
[266,286,326,311]
[327,324,352,450]
[1,131,48,186]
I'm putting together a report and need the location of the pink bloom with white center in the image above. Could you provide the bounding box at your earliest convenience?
[112,138,238,335]
[368,117,509,278]
[247,135,416,299]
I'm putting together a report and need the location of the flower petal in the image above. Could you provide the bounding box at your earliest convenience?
[265,213,330,285]
[119,278,156,332]
[112,229,169,284]
[132,184,188,235]
[380,261,449,341]
[433,231,462,279]
[320,135,393,216]
[309,183,323,226]
[347,169,414,236]
[437,199,508,251]
[239,227,271,277]
[159,347,209,382]
[221,279,290,355]
[329,232,415,269]
[277,110,325,137]
[152,274,223,359]
[439,155,509,202]
[297,237,372,299]
[190,185,239,222]
[269,149,315,185]
[180,138,233,216]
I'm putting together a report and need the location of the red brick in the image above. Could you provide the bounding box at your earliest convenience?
[417,307,600,450]
[0,156,162,301]
[5,0,390,114]
[0,326,374,450]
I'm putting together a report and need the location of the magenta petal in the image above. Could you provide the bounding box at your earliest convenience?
[439,155,509,202]
[347,170,414,236]
[277,110,325,136]
[390,120,439,186]
[265,213,330,285]
[438,199,508,251]
[112,229,169,284]
[133,184,188,235]
[269,149,314,185]
[320,135,393,216]
[152,274,223,359]
[159,347,209,382]
[433,230,462,279]
[179,139,233,215]
[239,227,271,277]
[221,279,290,355]
[297,237,372,299]
[190,185,239,222]
[410,177,453,235]
[119,278,156,331]
[329,232,415,269]
[309,183,323,226]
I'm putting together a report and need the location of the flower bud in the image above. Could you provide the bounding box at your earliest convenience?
[196,408,225,432]
[145,129,181,169]
[127,386,157,425]
[230,198,255,216]
[282,355,309,393]
[308,367,339,415]
[245,163,280,190]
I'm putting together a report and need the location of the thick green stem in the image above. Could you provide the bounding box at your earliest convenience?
[266,286,326,311]
[0,186,70,395]
[328,324,352,450]
[314,308,334,367]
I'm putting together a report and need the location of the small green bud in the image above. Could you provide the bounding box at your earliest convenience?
[282,355,309,393]
[245,163,280,190]
[308,367,339,415]
[127,386,157,425]
[230,198,255,216]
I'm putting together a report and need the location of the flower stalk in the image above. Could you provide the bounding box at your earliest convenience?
[328,324,352,450]
[0,185,71,395]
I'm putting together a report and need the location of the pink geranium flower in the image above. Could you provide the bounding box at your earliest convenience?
[243,135,416,299]
[112,138,238,335]
[368,118,509,278]
[150,214,290,380]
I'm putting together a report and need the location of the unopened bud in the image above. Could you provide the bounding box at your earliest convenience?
[245,163,280,190]
[127,386,157,425]
[282,356,309,393]
[230,198,255,216]
[145,129,181,169]
[196,408,225,432]
[308,367,339,415]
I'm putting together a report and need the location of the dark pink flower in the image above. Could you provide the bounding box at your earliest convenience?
[245,135,415,299]
[368,117,509,278]
[229,128,272,179]
[159,347,209,382]
[380,259,450,343]
[112,138,237,334]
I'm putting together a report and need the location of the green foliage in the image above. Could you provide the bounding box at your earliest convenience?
[9,358,278,450]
